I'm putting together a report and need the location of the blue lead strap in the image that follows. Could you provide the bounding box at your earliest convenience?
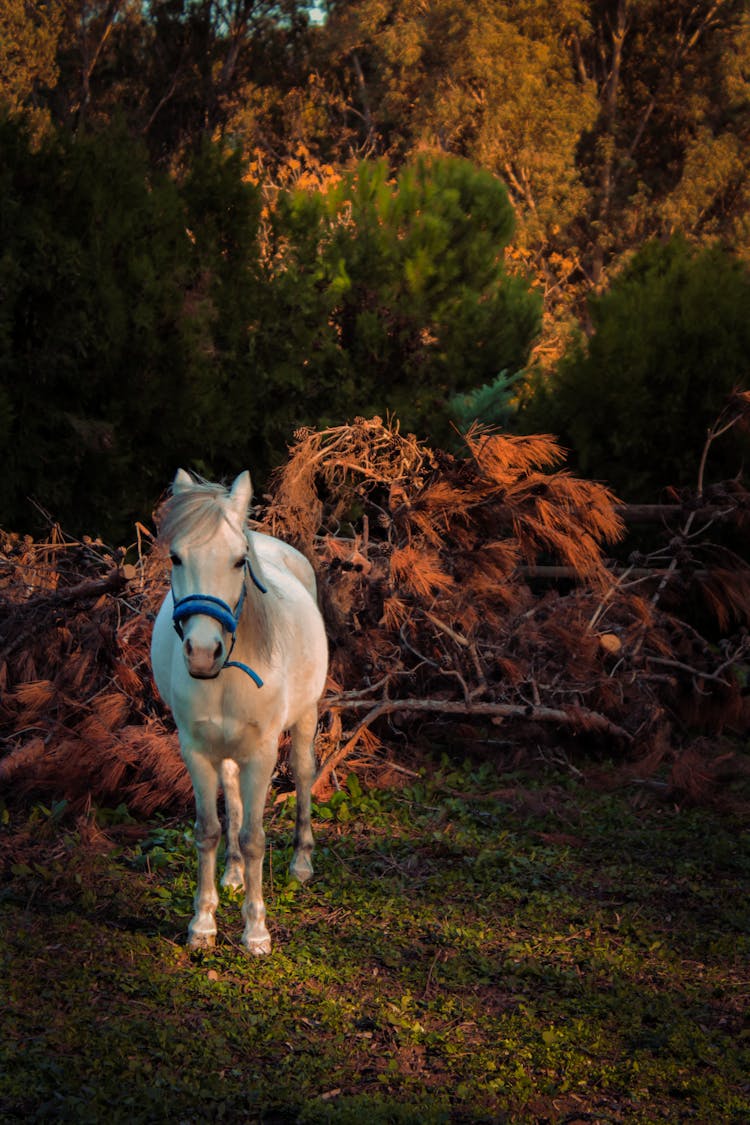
[223,660,264,688]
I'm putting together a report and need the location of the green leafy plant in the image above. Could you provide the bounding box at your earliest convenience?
[261,154,541,451]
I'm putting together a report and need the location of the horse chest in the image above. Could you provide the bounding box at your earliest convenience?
[174,679,281,761]
[172,691,259,755]
[190,712,248,753]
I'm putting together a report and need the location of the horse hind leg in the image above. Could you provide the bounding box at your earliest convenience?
[288,708,318,884]
[220,759,244,890]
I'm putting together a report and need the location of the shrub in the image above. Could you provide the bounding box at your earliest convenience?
[0,119,262,538]
[259,155,541,452]
[519,237,750,499]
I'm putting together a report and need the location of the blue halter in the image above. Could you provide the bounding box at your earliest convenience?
[171,559,268,687]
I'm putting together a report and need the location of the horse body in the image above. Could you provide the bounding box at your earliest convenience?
[150,470,327,954]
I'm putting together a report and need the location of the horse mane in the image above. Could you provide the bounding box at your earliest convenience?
[155,476,276,660]
[156,480,233,547]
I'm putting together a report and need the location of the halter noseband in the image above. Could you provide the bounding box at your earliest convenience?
[171,559,268,687]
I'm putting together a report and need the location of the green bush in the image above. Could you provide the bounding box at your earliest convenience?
[448,369,524,434]
[259,155,541,452]
[519,237,750,499]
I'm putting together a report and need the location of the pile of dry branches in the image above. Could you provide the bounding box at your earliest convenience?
[1,412,749,815]
[0,526,191,815]
[266,416,750,797]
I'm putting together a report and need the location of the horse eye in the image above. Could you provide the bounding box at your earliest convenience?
[234,557,246,570]
[170,553,182,567]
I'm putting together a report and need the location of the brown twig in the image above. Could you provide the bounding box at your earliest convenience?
[650,403,748,612]
[19,566,135,610]
[616,503,740,523]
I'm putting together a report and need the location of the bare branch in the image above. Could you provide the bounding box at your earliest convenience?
[314,695,632,795]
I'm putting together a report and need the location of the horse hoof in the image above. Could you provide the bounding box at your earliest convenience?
[289,855,313,884]
[242,933,272,956]
[187,931,216,951]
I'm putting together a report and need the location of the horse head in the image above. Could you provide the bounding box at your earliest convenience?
[167,469,253,679]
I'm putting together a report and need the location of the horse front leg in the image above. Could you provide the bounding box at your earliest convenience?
[289,707,318,884]
[237,747,277,955]
[220,759,244,890]
[184,750,221,949]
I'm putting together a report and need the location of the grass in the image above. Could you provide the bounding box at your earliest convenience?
[1,757,748,1124]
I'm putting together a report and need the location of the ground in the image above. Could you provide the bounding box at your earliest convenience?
[1,754,748,1124]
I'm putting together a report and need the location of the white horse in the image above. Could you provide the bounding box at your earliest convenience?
[150,469,328,955]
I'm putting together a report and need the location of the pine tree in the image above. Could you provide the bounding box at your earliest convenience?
[255,154,541,453]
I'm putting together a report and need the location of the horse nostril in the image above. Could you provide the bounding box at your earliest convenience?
[185,639,193,656]
[214,642,223,661]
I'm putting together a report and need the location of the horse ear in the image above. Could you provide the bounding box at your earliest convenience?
[228,471,253,517]
[172,469,193,494]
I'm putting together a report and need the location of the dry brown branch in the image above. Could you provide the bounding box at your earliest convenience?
[3,565,134,616]
[315,694,633,794]
[617,503,741,523]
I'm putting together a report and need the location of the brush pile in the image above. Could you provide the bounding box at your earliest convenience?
[265,417,750,797]
[0,525,191,815]
[1,415,749,815]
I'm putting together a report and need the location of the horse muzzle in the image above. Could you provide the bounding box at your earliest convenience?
[183,633,226,679]
[172,591,237,679]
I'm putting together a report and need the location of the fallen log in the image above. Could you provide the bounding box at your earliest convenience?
[20,564,137,609]
[314,695,633,795]
[521,565,709,581]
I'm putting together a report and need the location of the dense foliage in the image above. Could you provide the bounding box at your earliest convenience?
[0,116,538,536]
[3,2,748,317]
[0,120,264,535]
[519,237,750,498]
[260,156,539,451]
[1,1,748,530]
[6,3,746,274]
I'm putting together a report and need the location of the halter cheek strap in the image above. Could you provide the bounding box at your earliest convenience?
[171,559,267,688]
